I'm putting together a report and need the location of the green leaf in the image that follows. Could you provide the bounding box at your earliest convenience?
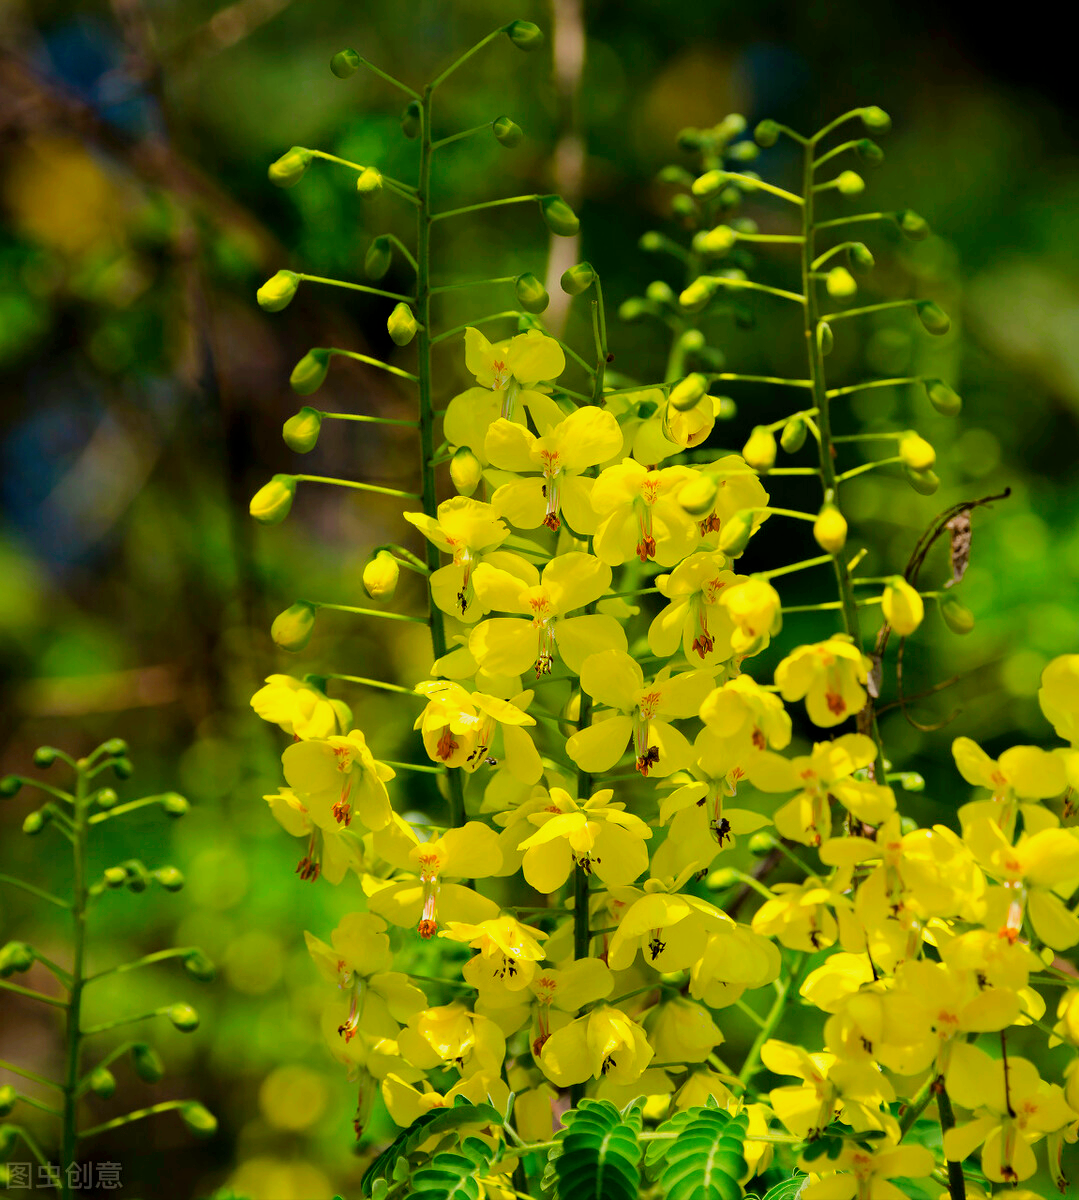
[545,1098,643,1200]
[648,1106,749,1200]
[404,1139,495,1200]
[761,1175,810,1200]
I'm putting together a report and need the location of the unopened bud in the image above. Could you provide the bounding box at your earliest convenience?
[905,466,940,495]
[330,48,360,78]
[0,1086,16,1117]
[742,426,777,472]
[855,138,884,167]
[450,447,483,496]
[861,106,892,133]
[124,861,149,892]
[717,510,753,556]
[676,127,704,151]
[924,379,962,417]
[780,416,807,454]
[272,601,316,651]
[539,195,579,236]
[183,950,216,983]
[400,101,422,139]
[168,1003,200,1033]
[493,116,523,147]
[678,473,719,516]
[283,406,322,453]
[561,262,596,296]
[747,831,776,857]
[356,166,383,195]
[818,322,834,356]
[363,550,400,601]
[813,503,848,554]
[95,788,118,809]
[897,209,930,240]
[33,746,59,768]
[256,270,300,313]
[754,119,780,147]
[505,20,544,50]
[618,297,650,322]
[691,169,726,197]
[728,140,759,162]
[669,373,709,412]
[679,329,706,354]
[848,242,875,275]
[387,303,419,346]
[365,236,393,280]
[0,776,20,797]
[162,793,190,817]
[290,348,330,395]
[940,594,975,635]
[656,165,694,186]
[181,1102,218,1138]
[693,225,736,256]
[22,811,44,835]
[916,300,951,336]
[132,1043,164,1083]
[706,867,741,890]
[250,474,296,524]
[882,576,924,636]
[836,170,865,195]
[268,147,311,188]
[679,276,718,312]
[0,942,34,977]
[88,1067,117,1099]
[154,866,184,892]
[113,758,135,780]
[897,772,926,793]
[645,280,675,306]
[826,267,857,298]
[104,867,127,888]
[515,273,549,314]
[899,431,936,471]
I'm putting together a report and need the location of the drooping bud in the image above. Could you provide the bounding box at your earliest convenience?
[268,147,312,188]
[618,297,649,322]
[153,866,185,892]
[645,280,675,306]
[493,116,523,147]
[940,593,975,635]
[356,166,383,195]
[132,1043,165,1083]
[283,406,322,453]
[88,1067,117,1099]
[717,510,754,556]
[0,775,21,797]
[162,793,190,817]
[103,867,126,888]
[836,170,865,195]
[924,379,962,417]
[363,550,400,601]
[125,861,150,892]
[780,416,807,453]
[271,601,317,651]
[728,139,759,162]
[706,867,741,890]
[692,225,736,256]
[676,127,704,151]
[742,426,777,472]
[826,267,857,298]
[678,472,719,516]
[861,106,892,133]
[22,811,45,835]
[168,1003,200,1033]
[112,757,133,780]
[679,276,719,312]
[450,447,483,496]
[754,119,780,147]
[855,138,884,167]
[916,300,951,336]
[256,270,301,312]
[0,941,34,977]
[330,48,361,78]
[691,169,726,198]
[387,303,419,346]
[183,950,216,983]
[882,576,924,635]
[0,1086,16,1117]
[813,503,848,554]
[505,20,544,50]
[897,209,930,240]
[905,466,940,495]
[33,746,58,768]
[95,788,118,809]
[669,373,709,412]
[400,101,422,139]
[679,328,706,354]
[250,475,296,525]
[365,236,393,280]
[656,165,694,186]
[560,262,596,296]
[290,348,331,395]
[747,831,776,857]
[848,242,875,275]
[539,195,579,236]
[639,231,665,253]
[899,431,936,471]
[515,273,549,313]
[818,321,834,356]
[180,1102,218,1138]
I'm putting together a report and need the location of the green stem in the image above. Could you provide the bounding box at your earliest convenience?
[721,172,804,206]
[825,299,917,323]
[812,109,870,144]
[86,793,177,825]
[937,1087,967,1200]
[80,1006,174,1037]
[5,1123,51,1168]
[429,275,516,294]
[327,347,419,383]
[431,194,539,223]
[698,278,805,305]
[356,58,420,100]
[323,673,418,696]
[79,1100,193,1141]
[0,1057,63,1090]
[708,372,813,388]
[737,954,803,1085]
[381,760,445,774]
[61,759,89,1199]
[899,1075,940,1139]
[814,212,893,231]
[812,140,865,170]
[85,948,196,985]
[827,377,923,398]
[429,28,502,90]
[293,474,422,500]
[0,871,70,908]
[431,122,493,151]
[318,411,419,428]
[836,455,903,482]
[310,602,429,625]
[297,273,413,303]
[431,311,523,344]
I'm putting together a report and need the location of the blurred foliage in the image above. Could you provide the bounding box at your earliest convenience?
[1,0,1077,1196]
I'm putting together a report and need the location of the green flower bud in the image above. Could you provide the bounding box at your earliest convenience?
[780,416,808,454]
[268,147,311,188]
[638,231,664,253]
[645,280,675,306]
[818,321,834,356]
[916,300,951,336]
[669,373,709,412]
[0,941,34,977]
[132,1043,164,1083]
[899,431,936,471]
[33,746,59,768]
[560,262,596,296]
[677,472,718,517]
[826,267,857,299]
[727,140,759,162]
[940,593,975,635]
[754,119,780,147]
[692,225,736,256]
[162,793,190,817]
[691,169,726,197]
[365,235,393,280]
[88,1067,117,1099]
[679,276,718,312]
[363,550,400,601]
[125,861,149,892]
[848,242,875,275]
[676,127,704,151]
[330,48,360,78]
[181,1102,218,1138]
[618,297,650,322]
[283,406,322,454]
[897,209,930,240]
[290,348,331,395]
[450,447,483,496]
[387,302,419,346]
[905,466,940,495]
[717,510,753,556]
[679,328,706,354]
[656,165,695,186]
[256,270,300,313]
[168,1003,200,1033]
[104,867,127,889]
[183,949,217,983]
[747,831,776,856]
[717,185,742,209]
[271,601,316,651]
[356,166,383,195]
[154,866,185,892]
[742,426,777,472]
[250,474,296,524]
[0,775,21,797]
[706,867,741,890]
[112,757,133,780]
[539,195,579,237]
[95,787,118,809]
[0,1087,16,1118]
[400,101,422,139]
[897,772,926,793]
[505,20,544,50]
[493,116,523,147]
[924,379,962,417]
[813,503,848,554]
[514,272,549,314]
[102,737,128,756]
[855,138,884,167]
[715,395,737,420]
[22,810,44,835]
[861,106,892,133]
[836,170,865,195]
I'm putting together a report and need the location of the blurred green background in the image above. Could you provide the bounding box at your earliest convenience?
[2,1,1078,1196]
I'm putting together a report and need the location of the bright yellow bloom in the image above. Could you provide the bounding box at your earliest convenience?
[470,551,626,677]
[438,914,548,994]
[689,920,781,1008]
[282,729,395,833]
[591,460,701,566]
[881,576,924,636]
[264,787,363,884]
[413,680,540,783]
[647,997,722,1065]
[648,552,745,667]
[693,455,770,547]
[606,873,729,973]
[775,635,872,728]
[802,1140,935,1200]
[566,649,715,777]
[600,387,716,466]
[479,957,614,1053]
[251,674,351,740]
[485,407,622,533]
[719,576,782,656]
[751,871,856,953]
[381,1070,509,1129]
[699,674,792,760]
[398,1002,506,1078]
[953,736,1067,802]
[1040,653,1079,744]
[539,1005,653,1087]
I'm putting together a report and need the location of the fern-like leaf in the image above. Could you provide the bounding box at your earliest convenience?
[545,1098,644,1200]
[403,1136,494,1200]
[648,1104,749,1200]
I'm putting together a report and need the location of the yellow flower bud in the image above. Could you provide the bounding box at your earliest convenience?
[268,146,311,188]
[940,593,975,635]
[742,426,777,472]
[897,209,930,240]
[826,267,857,298]
[356,166,383,194]
[257,269,300,312]
[881,576,924,636]
[691,169,725,197]
[813,503,847,554]
[514,272,549,314]
[899,431,936,471]
[861,106,891,132]
[290,349,330,395]
[718,510,754,555]
[282,406,322,453]
[539,194,579,236]
[330,48,360,78]
[271,601,317,652]
[669,373,709,412]
[780,416,807,453]
[925,379,962,416]
[250,475,296,525]
[692,225,737,256]
[677,472,719,516]
[493,115,523,147]
[679,276,719,312]
[365,235,393,280]
[363,550,399,601]
[449,447,483,496]
[387,303,419,346]
[836,170,865,195]
[88,1067,116,1098]
[905,466,939,495]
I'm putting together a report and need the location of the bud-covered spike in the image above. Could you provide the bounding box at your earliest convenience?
[330,48,361,78]
[250,475,297,525]
[272,601,317,652]
[539,195,580,237]
[268,147,312,188]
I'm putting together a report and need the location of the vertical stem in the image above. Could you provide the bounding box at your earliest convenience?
[936,1087,967,1200]
[61,762,88,1197]
[800,143,887,782]
[416,84,465,827]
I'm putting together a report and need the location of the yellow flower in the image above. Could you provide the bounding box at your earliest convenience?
[952,737,1067,839]
[694,455,770,546]
[485,407,623,533]
[801,1140,935,1200]
[264,787,363,884]
[510,958,616,1057]
[591,460,701,566]
[647,997,723,1065]
[751,872,855,953]
[1040,653,1079,744]
[251,674,351,740]
[413,680,540,783]
[539,1005,653,1087]
[438,914,548,994]
[606,873,729,973]
[719,576,782,656]
[599,387,716,465]
[775,635,872,728]
[282,729,395,833]
[648,552,745,667]
[398,1002,507,1078]
[566,649,715,777]
[689,920,781,1008]
[699,674,792,760]
[881,576,924,636]
[470,551,626,677]
[381,1069,509,1128]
